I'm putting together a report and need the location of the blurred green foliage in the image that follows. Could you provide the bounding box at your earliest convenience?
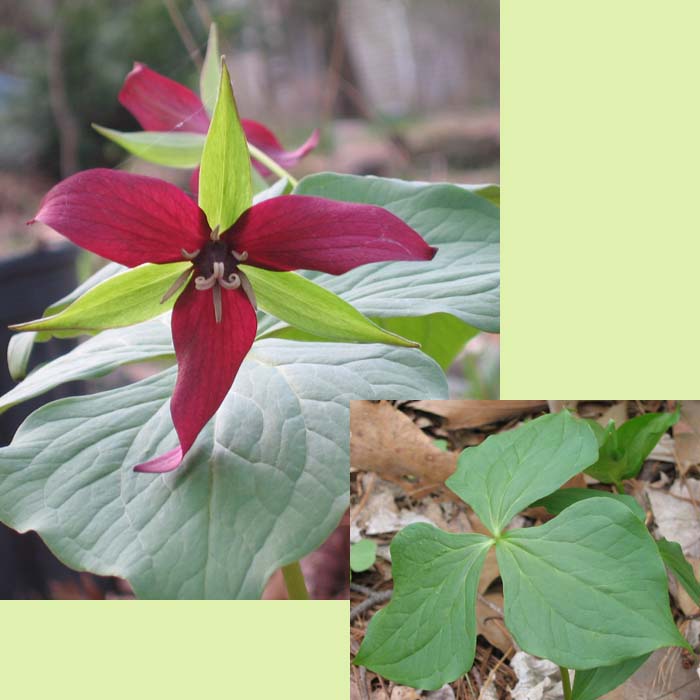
[0,1,244,176]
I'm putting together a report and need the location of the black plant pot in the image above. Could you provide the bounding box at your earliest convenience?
[0,243,94,598]
[0,243,81,445]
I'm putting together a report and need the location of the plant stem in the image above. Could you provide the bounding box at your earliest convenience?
[247,143,299,187]
[281,561,309,600]
[559,666,572,700]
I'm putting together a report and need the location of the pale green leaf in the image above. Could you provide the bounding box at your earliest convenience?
[243,266,418,347]
[0,340,447,599]
[354,524,491,689]
[7,332,38,381]
[0,318,174,415]
[198,60,252,230]
[294,174,499,332]
[446,412,598,535]
[200,23,220,113]
[497,498,689,669]
[93,124,204,168]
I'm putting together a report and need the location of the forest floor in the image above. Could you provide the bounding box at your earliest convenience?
[349,400,700,700]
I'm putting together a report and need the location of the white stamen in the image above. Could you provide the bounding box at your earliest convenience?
[195,274,216,290]
[210,225,220,241]
[220,273,241,290]
[212,284,222,323]
[181,248,200,260]
[231,249,248,262]
[160,267,192,303]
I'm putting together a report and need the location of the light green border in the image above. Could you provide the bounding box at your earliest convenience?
[502,1,700,397]
[0,601,349,698]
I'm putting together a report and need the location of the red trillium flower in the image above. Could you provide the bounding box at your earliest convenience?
[30,169,437,474]
[119,63,319,181]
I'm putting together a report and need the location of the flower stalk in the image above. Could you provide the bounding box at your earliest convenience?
[281,561,310,600]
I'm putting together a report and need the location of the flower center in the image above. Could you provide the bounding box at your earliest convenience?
[191,240,242,291]
[182,240,254,323]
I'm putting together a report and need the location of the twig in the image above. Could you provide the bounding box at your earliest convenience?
[351,471,377,522]
[350,582,375,596]
[192,0,212,30]
[163,0,203,69]
[351,589,393,622]
[47,20,79,178]
[478,646,513,700]
[478,593,504,618]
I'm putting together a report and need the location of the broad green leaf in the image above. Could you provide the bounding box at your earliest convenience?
[585,409,680,484]
[354,524,491,690]
[199,60,252,230]
[572,655,650,700]
[373,315,478,370]
[0,340,447,599]
[7,332,38,381]
[350,539,377,572]
[243,267,418,348]
[446,412,598,535]
[497,498,689,669]
[200,23,220,113]
[11,262,190,338]
[533,488,646,522]
[92,125,204,168]
[657,537,700,605]
[0,318,174,415]
[294,174,499,332]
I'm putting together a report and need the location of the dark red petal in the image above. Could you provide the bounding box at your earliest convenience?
[242,120,319,176]
[225,195,438,274]
[168,281,258,460]
[134,447,183,474]
[30,169,209,267]
[119,62,210,134]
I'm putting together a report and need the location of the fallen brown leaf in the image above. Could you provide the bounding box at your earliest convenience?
[410,400,548,430]
[351,401,457,487]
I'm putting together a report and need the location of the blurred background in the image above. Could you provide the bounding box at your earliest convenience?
[0,0,498,597]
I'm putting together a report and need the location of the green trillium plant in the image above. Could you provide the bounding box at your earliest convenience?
[0,25,499,599]
[354,411,699,699]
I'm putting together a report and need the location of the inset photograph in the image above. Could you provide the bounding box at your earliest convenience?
[350,400,700,699]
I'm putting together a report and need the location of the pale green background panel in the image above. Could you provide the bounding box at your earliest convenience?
[0,602,349,698]
[502,1,700,397]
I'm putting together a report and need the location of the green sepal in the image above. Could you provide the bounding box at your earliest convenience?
[243,266,419,348]
[198,59,252,230]
[10,262,191,337]
[92,124,204,168]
